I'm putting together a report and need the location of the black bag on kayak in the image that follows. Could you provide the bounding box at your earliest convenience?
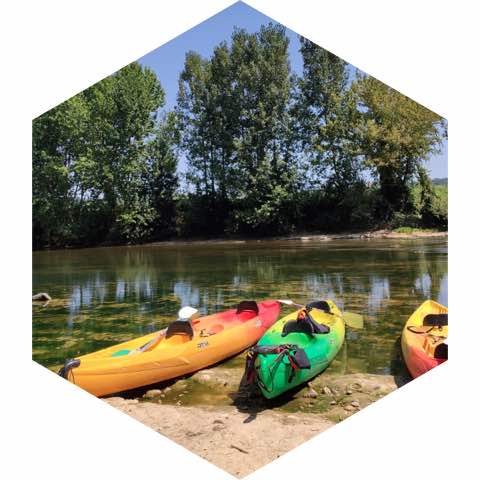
[291,347,311,369]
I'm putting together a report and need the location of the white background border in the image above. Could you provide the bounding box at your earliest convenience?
[2,0,476,478]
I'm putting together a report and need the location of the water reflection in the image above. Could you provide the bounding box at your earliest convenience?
[174,281,201,310]
[368,277,390,317]
[33,238,447,372]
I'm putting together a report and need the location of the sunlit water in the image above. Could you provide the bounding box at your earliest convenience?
[32,238,447,377]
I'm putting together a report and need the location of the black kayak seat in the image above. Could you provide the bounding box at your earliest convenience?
[282,320,315,336]
[165,319,194,340]
[423,313,448,327]
[306,300,331,314]
[236,300,259,315]
[281,315,330,337]
[434,342,448,360]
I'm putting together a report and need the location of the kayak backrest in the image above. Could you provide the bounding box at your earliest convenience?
[236,300,259,315]
[423,313,448,327]
[306,300,331,314]
[282,319,315,337]
[281,318,330,337]
[165,319,194,340]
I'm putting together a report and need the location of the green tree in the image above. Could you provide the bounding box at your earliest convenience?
[296,38,362,197]
[176,24,298,235]
[32,95,90,247]
[228,25,296,233]
[143,112,179,239]
[33,62,178,247]
[354,75,445,219]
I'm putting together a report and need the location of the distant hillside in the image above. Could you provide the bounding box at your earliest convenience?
[432,177,448,186]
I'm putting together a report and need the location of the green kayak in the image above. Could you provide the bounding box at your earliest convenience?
[244,300,345,399]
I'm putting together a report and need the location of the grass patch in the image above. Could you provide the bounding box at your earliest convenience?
[393,227,439,234]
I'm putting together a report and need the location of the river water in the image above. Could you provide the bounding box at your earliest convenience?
[32,238,447,376]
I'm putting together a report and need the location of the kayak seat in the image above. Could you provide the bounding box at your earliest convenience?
[306,300,331,314]
[165,320,194,340]
[281,319,330,337]
[237,300,259,315]
[434,342,448,360]
[423,313,448,327]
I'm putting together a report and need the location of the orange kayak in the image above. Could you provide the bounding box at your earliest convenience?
[59,300,280,397]
[401,300,448,378]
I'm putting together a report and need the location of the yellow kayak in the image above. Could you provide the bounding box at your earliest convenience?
[401,300,448,378]
[58,300,280,397]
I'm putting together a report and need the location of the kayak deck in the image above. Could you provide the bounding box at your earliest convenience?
[254,300,345,399]
[61,300,280,397]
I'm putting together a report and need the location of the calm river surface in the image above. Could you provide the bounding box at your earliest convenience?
[32,238,447,376]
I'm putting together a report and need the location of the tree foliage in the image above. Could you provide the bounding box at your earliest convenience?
[176,24,299,235]
[354,74,445,218]
[33,26,447,249]
[33,63,177,247]
[294,38,366,226]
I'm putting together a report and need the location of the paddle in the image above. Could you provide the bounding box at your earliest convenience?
[278,299,364,329]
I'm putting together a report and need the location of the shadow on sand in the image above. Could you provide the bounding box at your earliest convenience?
[228,369,307,423]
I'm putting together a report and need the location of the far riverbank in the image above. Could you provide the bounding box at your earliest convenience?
[145,229,447,248]
[34,228,447,252]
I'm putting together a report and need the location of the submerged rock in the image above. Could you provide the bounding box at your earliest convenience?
[143,389,162,399]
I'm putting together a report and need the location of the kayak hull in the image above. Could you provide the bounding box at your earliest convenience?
[62,300,280,397]
[401,300,448,379]
[255,300,345,399]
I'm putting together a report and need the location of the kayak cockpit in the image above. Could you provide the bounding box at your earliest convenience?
[108,300,260,358]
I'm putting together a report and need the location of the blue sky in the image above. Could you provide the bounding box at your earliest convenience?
[138,1,447,179]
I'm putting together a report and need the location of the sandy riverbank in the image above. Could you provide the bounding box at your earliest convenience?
[103,367,401,477]
[143,229,447,248]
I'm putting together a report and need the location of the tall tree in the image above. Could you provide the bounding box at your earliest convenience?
[296,38,362,197]
[33,62,177,247]
[176,24,297,234]
[354,75,445,217]
[143,112,179,239]
[32,95,90,247]
[225,24,296,233]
